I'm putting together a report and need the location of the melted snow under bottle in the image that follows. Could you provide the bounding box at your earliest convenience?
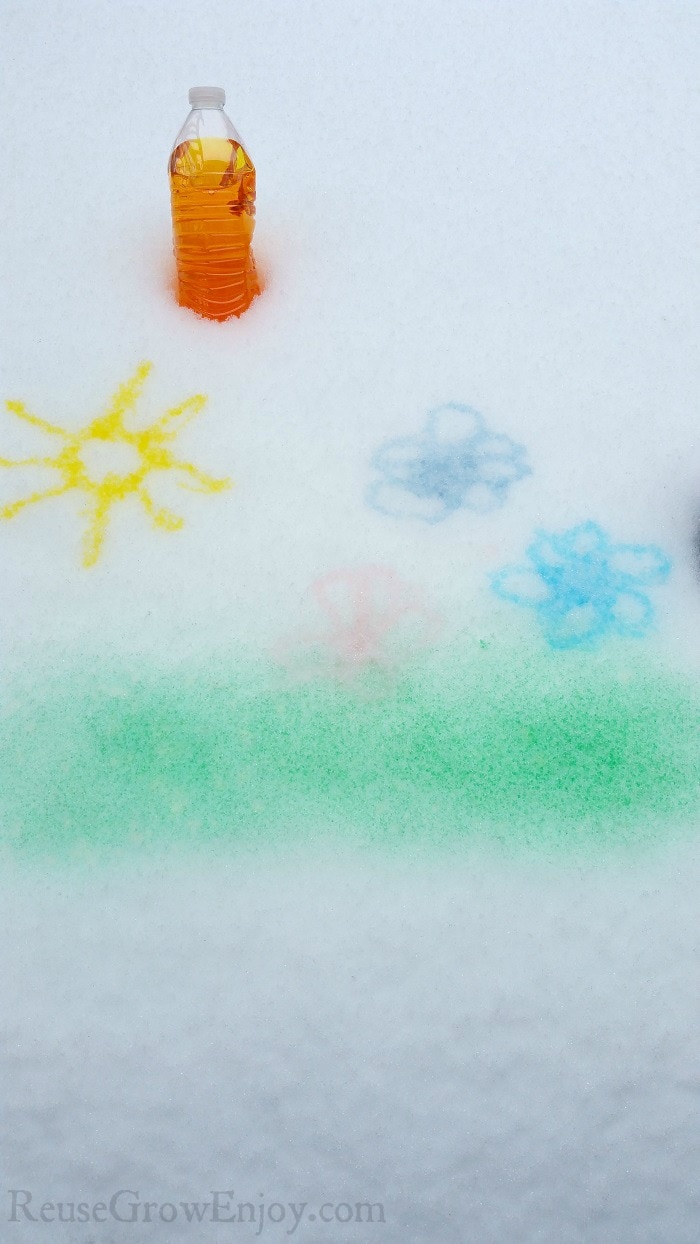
[169,86,260,321]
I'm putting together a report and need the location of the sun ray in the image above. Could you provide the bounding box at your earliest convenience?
[0,363,229,565]
[0,481,74,520]
[171,459,232,494]
[137,486,185,532]
[147,393,208,441]
[82,497,112,568]
[4,400,66,437]
[0,455,62,468]
[96,363,152,430]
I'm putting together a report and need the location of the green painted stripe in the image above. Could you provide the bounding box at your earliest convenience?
[2,639,699,859]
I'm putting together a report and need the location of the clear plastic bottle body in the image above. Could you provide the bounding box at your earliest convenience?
[169,100,259,321]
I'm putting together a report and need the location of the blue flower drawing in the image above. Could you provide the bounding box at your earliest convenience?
[367,403,530,523]
[492,521,671,650]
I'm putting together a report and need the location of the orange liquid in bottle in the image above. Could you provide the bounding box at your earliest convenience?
[169,136,260,321]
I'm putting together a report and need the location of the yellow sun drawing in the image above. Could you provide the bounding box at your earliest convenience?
[0,361,231,566]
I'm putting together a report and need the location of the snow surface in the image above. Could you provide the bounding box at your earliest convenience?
[2,0,700,1239]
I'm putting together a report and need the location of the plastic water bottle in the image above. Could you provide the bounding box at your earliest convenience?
[169,87,260,321]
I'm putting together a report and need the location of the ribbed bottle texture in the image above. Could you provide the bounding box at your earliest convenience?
[169,135,260,321]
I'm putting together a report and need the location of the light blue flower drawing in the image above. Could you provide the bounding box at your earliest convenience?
[367,403,530,523]
[492,521,671,650]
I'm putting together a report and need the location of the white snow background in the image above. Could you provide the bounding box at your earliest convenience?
[2,1,700,1239]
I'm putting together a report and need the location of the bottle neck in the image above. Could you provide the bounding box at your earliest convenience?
[172,106,244,153]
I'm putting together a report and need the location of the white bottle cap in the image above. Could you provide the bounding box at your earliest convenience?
[188,86,225,108]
